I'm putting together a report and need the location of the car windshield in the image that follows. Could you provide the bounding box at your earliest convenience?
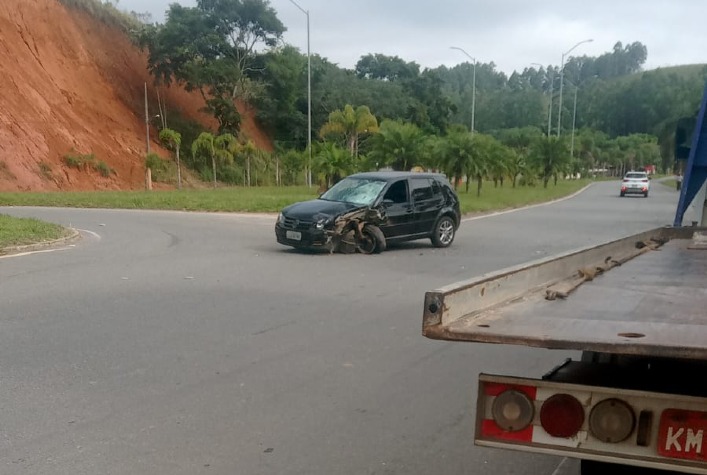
[320,177,387,206]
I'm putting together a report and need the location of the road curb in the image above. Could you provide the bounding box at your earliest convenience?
[0,228,81,256]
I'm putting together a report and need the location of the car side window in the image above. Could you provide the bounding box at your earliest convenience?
[431,179,442,198]
[411,178,434,202]
[383,179,409,204]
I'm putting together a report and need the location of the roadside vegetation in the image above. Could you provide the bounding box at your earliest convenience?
[0,178,592,215]
[54,1,704,192]
[0,179,592,250]
[0,215,68,251]
[5,1,692,250]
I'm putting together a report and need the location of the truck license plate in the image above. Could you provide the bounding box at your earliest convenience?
[286,230,301,241]
[658,409,707,461]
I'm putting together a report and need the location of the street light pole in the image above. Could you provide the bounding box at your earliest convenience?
[571,84,578,158]
[557,38,593,137]
[451,46,476,135]
[569,75,596,159]
[144,82,150,155]
[289,0,312,188]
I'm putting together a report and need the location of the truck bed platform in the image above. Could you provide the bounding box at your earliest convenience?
[423,227,707,360]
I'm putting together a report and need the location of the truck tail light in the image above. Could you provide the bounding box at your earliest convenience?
[492,389,535,432]
[589,398,635,443]
[540,394,585,438]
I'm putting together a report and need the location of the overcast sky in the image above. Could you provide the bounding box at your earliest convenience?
[115,0,707,75]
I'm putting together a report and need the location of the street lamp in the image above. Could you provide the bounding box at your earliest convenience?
[568,75,597,159]
[451,46,476,135]
[557,39,593,137]
[289,0,312,188]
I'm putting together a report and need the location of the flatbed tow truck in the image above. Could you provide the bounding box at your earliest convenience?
[422,84,707,474]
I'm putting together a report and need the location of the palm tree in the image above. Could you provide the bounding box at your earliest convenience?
[440,127,474,191]
[367,119,426,171]
[313,143,354,188]
[237,140,259,186]
[192,132,217,187]
[529,136,570,188]
[319,105,379,157]
[159,128,182,189]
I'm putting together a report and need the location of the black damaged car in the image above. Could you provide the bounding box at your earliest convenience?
[275,171,461,253]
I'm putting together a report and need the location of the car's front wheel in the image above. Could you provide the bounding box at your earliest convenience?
[431,216,456,248]
[358,224,386,254]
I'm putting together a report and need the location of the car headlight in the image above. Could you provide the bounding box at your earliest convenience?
[277,213,285,224]
[314,217,329,230]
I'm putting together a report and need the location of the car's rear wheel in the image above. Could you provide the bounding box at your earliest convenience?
[358,224,386,254]
[644,191,649,197]
[620,192,625,197]
[431,216,455,248]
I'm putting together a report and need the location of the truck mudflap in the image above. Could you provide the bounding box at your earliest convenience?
[477,373,707,474]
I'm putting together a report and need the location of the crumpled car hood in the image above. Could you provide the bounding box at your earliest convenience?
[281,199,362,221]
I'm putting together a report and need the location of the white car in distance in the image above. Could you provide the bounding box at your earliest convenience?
[620,171,650,197]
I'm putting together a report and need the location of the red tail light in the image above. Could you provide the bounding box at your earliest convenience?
[540,394,585,438]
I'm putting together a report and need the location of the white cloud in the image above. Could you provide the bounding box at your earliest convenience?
[114,0,707,74]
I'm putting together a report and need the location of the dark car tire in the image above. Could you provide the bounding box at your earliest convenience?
[358,224,386,254]
[431,215,456,248]
[620,192,625,197]
[644,191,649,197]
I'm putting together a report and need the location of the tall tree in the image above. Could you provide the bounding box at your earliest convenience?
[159,128,183,189]
[141,0,285,133]
[319,105,379,157]
[192,132,217,186]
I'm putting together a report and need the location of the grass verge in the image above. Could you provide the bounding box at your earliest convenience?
[0,180,594,215]
[0,179,595,250]
[0,215,68,250]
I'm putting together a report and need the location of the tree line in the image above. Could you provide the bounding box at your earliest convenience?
[116,0,707,187]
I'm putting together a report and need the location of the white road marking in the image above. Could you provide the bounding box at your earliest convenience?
[77,229,102,240]
[0,228,100,259]
[0,247,74,259]
[550,457,570,475]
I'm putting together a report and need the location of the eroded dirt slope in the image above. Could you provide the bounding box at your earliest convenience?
[0,0,270,191]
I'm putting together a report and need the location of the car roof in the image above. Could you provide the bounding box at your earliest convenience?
[348,171,449,182]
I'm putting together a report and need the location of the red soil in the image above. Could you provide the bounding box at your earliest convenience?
[0,0,271,191]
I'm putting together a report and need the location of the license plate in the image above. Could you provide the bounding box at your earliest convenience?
[286,230,301,241]
[658,409,707,461]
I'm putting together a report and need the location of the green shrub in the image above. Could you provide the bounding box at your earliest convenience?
[145,153,175,183]
[63,152,95,170]
[95,161,114,178]
[38,162,53,179]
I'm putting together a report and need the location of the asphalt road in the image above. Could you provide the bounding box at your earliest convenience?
[0,180,684,475]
